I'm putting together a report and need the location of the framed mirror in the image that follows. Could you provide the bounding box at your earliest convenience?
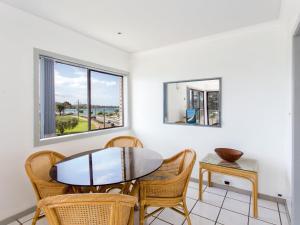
[163,78,222,127]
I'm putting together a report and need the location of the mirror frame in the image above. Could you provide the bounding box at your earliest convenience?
[163,77,222,128]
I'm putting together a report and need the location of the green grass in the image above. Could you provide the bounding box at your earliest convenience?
[56,116,96,135]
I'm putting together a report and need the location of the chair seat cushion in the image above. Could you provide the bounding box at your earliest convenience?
[141,170,177,181]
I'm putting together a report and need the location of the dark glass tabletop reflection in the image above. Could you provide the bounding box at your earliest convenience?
[50,147,163,186]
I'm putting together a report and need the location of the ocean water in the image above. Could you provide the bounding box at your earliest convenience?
[63,107,119,116]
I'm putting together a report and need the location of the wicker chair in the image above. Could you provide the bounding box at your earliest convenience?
[25,151,68,225]
[38,193,137,225]
[104,135,143,148]
[103,136,143,194]
[139,149,196,225]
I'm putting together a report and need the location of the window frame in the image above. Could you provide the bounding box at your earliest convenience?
[163,77,222,128]
[34,48,129,146]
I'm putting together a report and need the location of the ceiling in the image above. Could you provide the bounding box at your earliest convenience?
[1,0,281,52]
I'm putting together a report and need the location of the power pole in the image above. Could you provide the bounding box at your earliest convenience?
[77,99,79,119]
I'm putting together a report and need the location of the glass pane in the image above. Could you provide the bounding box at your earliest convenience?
[207,91,220,126]
[191,90,205,125]
[54,62,88,136]
[199,91,204,109]
[192,91,200,108]
[90,71,123,130]
[188,89,193,108]
[201,153,258,172]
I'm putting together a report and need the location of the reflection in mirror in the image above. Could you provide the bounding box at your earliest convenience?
[164,78,221,127]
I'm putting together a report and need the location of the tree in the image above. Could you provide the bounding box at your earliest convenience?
[56,102,72,116]
[56,103,65,116]
[63,101,72,108]
[56,116,78,135]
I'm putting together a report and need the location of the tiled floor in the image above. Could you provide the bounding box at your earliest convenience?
[7,181,290,225]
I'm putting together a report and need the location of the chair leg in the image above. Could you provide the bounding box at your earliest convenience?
[183,200,192,225]
[139,203,145,225]
[32,207,41,225]
[128,208,135,225]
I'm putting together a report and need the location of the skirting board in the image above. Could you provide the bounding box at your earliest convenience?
[190,177,292,225]
[0,206,35,225]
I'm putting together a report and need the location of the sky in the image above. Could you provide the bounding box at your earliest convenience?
[54,62,121,106]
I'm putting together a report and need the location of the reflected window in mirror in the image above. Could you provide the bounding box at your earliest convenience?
[164,78,221,127]
[207,91,220,126]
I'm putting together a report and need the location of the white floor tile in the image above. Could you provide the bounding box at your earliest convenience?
[249,217,273,225]
[18,212,35,223]
[188,181,200,189]
[134,211,156,225]
[183,213,215,225]
[217,209,248,225]
[186,197,197,212]
[201,191,224,207]
[191,201,220,221]
[146,207,163,216]
[205,186,227,196]
[151,218,171,225]
[278,203,287,213]
[250,206,281,225]
[158,208,185,225]
[227,191,251,203]
[23,217,48,225]
[186,187,199,200]
[6,221,19,225]
[280,212,290,225]
[222,197,249,216]
[256,199,278,211]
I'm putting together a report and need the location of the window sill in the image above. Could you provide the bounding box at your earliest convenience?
[35,126,130,146]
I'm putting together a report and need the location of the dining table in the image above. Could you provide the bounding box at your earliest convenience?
[49,147,164,194]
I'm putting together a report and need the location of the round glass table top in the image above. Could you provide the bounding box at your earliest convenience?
[50,147,163,186]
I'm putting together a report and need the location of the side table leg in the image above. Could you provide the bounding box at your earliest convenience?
[208,171,212,187]
[199,167,203,200]
[252,176,258,218]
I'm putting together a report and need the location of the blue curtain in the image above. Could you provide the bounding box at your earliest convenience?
[41,57,56,137]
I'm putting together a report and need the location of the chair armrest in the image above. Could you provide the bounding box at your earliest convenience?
[35,179,68,198]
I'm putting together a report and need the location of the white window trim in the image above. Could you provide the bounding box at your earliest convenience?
[34,48,130,146]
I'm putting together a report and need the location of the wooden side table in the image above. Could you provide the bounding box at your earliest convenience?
[199,153,258,218]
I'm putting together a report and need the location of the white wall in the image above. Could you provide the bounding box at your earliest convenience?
[131,22,291,198]
[167,83,187,122]
[292,34,300,225]
[0,2,131,220]
[280,0,300,220]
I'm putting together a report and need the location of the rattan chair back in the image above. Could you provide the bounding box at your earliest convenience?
[38,193,137,225]
[104,136,143,148]
[25,150,66,200]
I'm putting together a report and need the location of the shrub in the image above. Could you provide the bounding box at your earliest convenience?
[56,116,79,135]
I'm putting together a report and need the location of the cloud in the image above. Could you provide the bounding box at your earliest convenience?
[55,70,87,89]
[54,69,120,105]
[91,77,117,87]
[73,67,87,76]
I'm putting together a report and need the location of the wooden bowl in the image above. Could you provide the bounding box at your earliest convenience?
[215,148,243,163]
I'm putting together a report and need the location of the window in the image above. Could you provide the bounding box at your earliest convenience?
[36,50,127,144]
[183,79,221,127]
[187,88,205,125]
[207,91,220,126]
